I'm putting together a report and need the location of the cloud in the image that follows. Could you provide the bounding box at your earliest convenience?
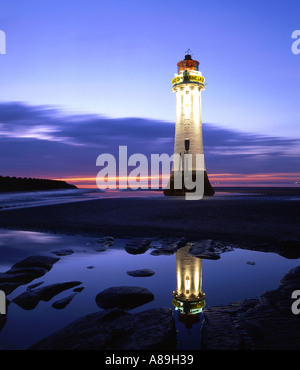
[0,101,299,181]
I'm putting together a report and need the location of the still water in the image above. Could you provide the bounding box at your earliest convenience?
[0,229,299,350]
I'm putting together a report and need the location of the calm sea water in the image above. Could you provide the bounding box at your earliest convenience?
[0,229,299,350]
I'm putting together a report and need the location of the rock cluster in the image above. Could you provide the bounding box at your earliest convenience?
[28,307,177,350]
[201,265,300,350]
[12,281,82,310]
[0,256,60,295]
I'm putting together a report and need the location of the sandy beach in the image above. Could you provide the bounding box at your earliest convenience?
[0,188,299,248]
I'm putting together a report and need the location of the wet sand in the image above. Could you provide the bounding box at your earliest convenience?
[0,188,299,247]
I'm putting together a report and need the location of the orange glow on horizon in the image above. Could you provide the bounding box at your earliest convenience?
[53,172,300,188]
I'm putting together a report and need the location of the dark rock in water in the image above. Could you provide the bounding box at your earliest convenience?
[51,249,74,256]
[0,282,22,295]
[94,236,114,252]
[27,282,44,290]
[150,237,186,256]
[188,240,233,260]
[0,272,37,284]
[125,238,151,255]
[127,269,155,277]
[12,281,82,310]
[201,265,300,350]
[150,249,174,256]
[0,256,60,295]
[246,261,256,266]
[28,307,177,350]
[52,293,77,309]
[86,266,95,269]
[95,286,154,309]
[10,256,60,271]
[73,287,84,292]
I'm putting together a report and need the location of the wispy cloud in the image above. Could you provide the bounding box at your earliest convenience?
[0,102,299,185]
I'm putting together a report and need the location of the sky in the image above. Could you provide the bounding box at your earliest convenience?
[0,0,300,187]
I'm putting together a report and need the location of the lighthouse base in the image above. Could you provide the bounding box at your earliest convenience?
[163,170,215,197]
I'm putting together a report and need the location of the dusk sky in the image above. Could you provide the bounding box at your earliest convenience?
[0,0,300,187]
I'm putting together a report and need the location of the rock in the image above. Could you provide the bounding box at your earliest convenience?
[246,261,256,266]
[52,293,77,309]
[94,236,114,252]
[51,249,74,256]
[95,286,154,310]
[188,240,233,260]
[28,307,177,350]
[10,256,60,271]
[27,282,44,290]
[277,237,300,259]
[201,265,300,350]
[97,236,114,245]
[12,281,82,310]
[86,266,95,269]
[125,238,151,255]
[150,237,186,256]
[0,282,22,295]
[73,287,84,292]
[127,269,155,277]
[150,249,174,256]
[0,256,59,295]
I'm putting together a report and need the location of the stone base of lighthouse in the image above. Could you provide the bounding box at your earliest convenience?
[164,170,215,197]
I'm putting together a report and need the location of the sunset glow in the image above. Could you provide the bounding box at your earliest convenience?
[54,172,300,189]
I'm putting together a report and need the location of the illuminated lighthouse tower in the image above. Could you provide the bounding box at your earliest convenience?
[164,51,214,197]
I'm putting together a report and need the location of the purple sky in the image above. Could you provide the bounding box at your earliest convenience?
[0,0,300,186]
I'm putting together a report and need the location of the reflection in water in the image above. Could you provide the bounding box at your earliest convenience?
[172,245,206,328]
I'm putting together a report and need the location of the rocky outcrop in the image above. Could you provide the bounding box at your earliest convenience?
[0,256,60,295]
[201,265,300,350]
[95,286,154,309]
[12,281,82,310]
[28,307,177,350]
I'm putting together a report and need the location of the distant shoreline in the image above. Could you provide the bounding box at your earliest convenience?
[0,176,77,192]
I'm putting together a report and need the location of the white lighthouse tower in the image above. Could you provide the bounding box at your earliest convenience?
[164,51,214,197]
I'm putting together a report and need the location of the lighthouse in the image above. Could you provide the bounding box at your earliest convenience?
[164,51,214,197]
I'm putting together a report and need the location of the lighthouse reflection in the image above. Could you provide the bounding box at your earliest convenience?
[172,245,206,328]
